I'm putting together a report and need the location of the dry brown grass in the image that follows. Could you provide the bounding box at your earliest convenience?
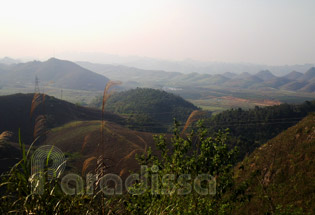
[101,81,122,118]
[81,133,92,152]
[82,156,97,175]
[30,92,48,143]
[0,131,13,142]
[99,81,121,149]
[80,81,122,189]
[30,93,42,118]
[46,120,156,182]
[182,110,202,134]
[97,81,121,180]
[33,115,47,139]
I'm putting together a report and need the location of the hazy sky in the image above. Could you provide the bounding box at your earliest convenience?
[1,0,314,65]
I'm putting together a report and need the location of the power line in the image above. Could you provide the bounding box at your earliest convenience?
[122,120,301,129]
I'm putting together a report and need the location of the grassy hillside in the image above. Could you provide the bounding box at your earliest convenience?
[234,113,315,214]
[45,120,156,178]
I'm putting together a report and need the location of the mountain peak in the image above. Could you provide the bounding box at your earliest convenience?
[46,57,66,63]
[306,67,315,74]
[298,67,315,82]
[255,70,276,81]
[47,57,58,61]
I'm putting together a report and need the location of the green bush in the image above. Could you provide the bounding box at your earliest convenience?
[124,121,241,215]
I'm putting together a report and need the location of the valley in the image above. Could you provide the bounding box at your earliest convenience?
[1,58,314,114]
[0,57,314,214]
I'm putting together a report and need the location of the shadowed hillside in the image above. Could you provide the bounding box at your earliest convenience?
[0,93,125,144]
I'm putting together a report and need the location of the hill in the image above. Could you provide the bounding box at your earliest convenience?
[0,93,125,144]
[259,77,291,89]
[299,82,315,93]
[0,58,110,90]
[225,75,263,88]
[206,74,230,85]
[284,71,304,80]
[234,113,315,214]
[280,81,308,91]
[91,88,199,132]
[298,67,315,82]
[255,70,276,81]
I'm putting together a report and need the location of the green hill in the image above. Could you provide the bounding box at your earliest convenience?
[234,113,315,214]
[91,88,199,132]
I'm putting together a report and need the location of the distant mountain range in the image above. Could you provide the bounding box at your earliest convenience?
[78,61,315,93]
[57,52,315,75]
[0,58,109,90]
[1,57,314,93]
[2,55,315,75]
[0,57,21,65]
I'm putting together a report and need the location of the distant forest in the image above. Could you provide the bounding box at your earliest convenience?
[204,100,315,159]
